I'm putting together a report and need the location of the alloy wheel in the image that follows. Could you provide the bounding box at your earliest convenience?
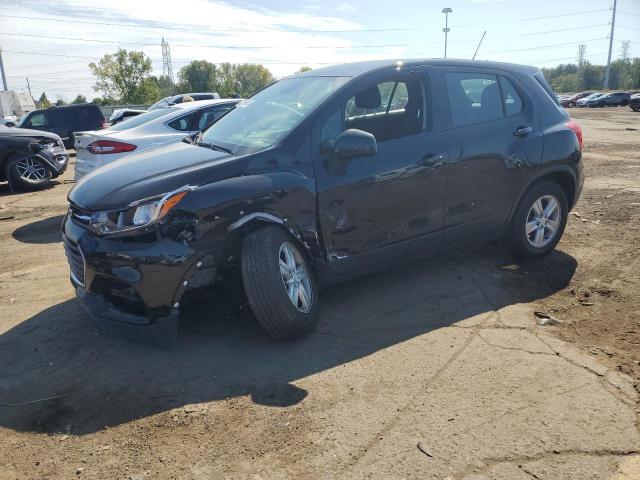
[16,156,47,181]
[278,241,312,313]
[525,194,561,248]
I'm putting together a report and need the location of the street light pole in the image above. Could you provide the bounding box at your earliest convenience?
[442,7,452,59]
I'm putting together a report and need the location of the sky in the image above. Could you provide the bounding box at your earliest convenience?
[0,0,638,102]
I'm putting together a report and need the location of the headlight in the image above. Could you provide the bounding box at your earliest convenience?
[89,185,197,236]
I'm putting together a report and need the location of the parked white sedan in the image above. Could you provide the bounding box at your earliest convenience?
[74,99,240,181]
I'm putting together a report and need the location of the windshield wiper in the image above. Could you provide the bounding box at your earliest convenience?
[196,141,233,155]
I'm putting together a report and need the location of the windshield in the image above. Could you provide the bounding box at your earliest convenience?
[108,107,179,131]
[200,76,349,155]
[148,97,171,111]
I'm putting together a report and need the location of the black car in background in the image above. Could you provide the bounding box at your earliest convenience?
[0,125,69,191]
[585,91,631,108]
[64,59,584,343]
[18,104,108,148]
[629,93,640,112]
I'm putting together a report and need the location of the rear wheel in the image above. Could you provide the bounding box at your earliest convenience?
[241,226,319,340]
[6,154,52,191]
[504,181,568,260]
[567,101,575,108]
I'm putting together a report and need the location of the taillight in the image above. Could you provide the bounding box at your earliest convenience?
[565,119,583,150]
[87,140,137,154]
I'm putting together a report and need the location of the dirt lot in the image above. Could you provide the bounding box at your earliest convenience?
[0,107,639,479]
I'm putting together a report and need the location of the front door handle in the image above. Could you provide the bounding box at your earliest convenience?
[513,126,533,137]
[418,153,445,169]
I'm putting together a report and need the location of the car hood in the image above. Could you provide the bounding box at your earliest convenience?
[0,125,62,143]
[69,141,249,211]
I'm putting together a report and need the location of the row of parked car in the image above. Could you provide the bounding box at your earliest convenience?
[0,93,231,191]
[2,60,587,343]
[558,90,640,110]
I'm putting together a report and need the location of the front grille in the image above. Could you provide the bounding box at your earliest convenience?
[63,236,85,286]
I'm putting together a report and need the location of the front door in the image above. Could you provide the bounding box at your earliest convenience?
[313,69,447,274]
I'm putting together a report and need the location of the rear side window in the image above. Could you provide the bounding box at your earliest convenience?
[499,77,523,116]
[444,73,503,127]
[168,111,199,131]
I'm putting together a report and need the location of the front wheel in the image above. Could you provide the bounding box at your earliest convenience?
[504,181,568,260]
[6,154,52,191]
[567,101,575,108]
[241,226,319,340]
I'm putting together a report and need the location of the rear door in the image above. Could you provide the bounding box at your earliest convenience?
[437,68,543,241]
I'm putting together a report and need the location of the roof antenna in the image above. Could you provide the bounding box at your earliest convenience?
[472,30,487,60]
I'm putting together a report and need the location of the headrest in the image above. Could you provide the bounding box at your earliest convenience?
[481,82,501,107]
[355,86,382,109]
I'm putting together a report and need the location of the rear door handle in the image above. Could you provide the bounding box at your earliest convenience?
[418,153,445,168]
[513,126,533,137]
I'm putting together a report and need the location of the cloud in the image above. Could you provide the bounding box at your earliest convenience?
[2,0,371,99]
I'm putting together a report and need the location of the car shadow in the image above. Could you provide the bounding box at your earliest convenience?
[0,245,576,435]
[12,214,65,244]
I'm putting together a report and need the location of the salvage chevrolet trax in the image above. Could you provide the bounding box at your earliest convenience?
[63,59,584,342]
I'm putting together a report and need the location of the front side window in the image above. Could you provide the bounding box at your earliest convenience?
[445,72,503,127]
[22,112,47,128]
[201,76,349,155]
[320,77,426,148]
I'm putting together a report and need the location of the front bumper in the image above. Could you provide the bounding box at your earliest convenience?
[62,212,206,342]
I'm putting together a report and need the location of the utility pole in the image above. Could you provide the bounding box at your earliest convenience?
[442,7,452,59]
[0,45,8,91]
[26,76,32,98]
[603,0,617,89]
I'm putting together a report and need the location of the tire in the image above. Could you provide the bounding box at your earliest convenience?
[504,181,568,260]
[568,101,575,108]
[241,226,319,340]
[6,154,52,191]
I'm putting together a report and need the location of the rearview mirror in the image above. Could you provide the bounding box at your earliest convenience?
[4,121,16,128]
[332,129,377,161]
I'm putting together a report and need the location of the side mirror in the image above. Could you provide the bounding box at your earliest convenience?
[5,121,16,128]
[332,129,377,161]
[182,132,199,145]
[29,142,44,152]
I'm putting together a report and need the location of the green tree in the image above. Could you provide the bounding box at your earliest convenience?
[91,97,103,105]
[296,66,312,74]
[55,97,67,106]
[176,61,274,98]
[233,63,274,97]
[38,92,51,108]
[177,60,218,93]
[71,94,87,104]
[89,49,155,104]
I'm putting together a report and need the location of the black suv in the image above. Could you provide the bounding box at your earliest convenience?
[19,104,107,148]
[63,59,584,342]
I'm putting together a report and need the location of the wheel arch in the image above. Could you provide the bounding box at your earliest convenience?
[228,212,316,264]
[507,167,577,228]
